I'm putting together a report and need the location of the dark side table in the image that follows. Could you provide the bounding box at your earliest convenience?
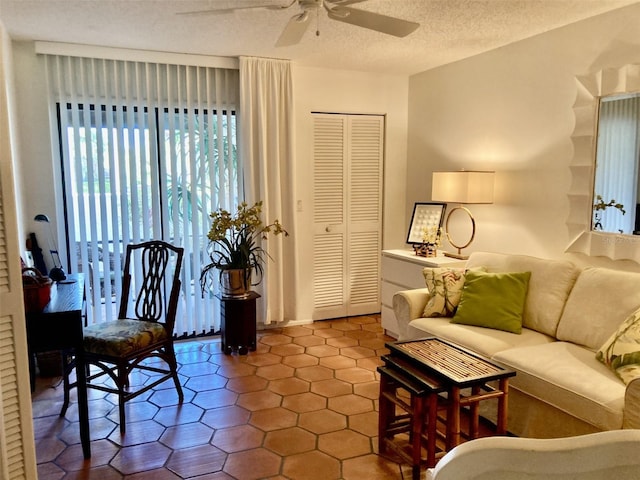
[217,291,260,354]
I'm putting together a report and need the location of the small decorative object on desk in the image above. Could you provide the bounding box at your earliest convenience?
[413,226,442,257]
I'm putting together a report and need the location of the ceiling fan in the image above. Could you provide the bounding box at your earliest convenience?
[179,0,420,47]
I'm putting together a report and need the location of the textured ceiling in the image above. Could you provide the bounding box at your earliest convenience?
[0,0,637,75]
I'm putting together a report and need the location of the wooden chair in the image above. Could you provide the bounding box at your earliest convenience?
[62,240,184,434]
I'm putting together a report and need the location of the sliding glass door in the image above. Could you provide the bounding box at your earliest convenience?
[45,55,240,336]
[59,103,237,335]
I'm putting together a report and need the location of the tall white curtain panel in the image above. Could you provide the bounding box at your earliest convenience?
[42,51,240,337]
[239,56,297,324]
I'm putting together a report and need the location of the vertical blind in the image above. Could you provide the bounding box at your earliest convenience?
[594,95,640,234]
[43,54,240,336]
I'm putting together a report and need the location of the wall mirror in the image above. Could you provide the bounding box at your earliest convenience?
[592,92,640,235]
[566,64,640,262]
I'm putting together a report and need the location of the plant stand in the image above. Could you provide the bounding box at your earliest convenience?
[217,291,260,355]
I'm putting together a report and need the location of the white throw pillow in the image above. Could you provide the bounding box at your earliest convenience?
[597,305,640,385]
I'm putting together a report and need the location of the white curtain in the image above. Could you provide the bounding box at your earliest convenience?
[594,95,640,234]
[43,53,240,336]
[239,56,297,324]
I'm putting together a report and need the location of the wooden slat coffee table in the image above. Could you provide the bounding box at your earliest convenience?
[380,337,516,471]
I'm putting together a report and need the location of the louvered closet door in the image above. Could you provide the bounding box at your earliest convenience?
[312,113,383,320]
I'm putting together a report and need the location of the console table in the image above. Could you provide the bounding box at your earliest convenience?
[25,274,91,458]
[217,291,260,354]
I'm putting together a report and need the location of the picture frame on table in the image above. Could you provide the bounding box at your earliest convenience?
[406,202,447,244]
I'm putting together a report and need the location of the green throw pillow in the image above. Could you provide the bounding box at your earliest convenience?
[422,266,488,318]
[596,306,640,385]
[451,270,531,334]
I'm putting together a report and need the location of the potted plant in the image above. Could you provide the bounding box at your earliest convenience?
[200,201,288,297]
[593,194,626,232]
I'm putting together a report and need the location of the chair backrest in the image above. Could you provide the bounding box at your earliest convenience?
[426,429,640,480]
[118,241,184,334]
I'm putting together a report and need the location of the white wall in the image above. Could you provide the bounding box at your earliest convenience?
[10,42,54,263]
[8,43,410,321]
[407,2,640,271]
[292,66,409,321]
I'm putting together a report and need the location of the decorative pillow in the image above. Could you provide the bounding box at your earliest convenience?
[596,306,640,385]
[451,270,531,334]
[422,268,467,317]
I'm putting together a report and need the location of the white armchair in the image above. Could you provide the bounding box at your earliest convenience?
[426,429,640,480]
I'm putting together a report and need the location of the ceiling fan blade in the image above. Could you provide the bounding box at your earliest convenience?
[275,11,312,47]
[328,0,368,5]
[327,6,419,37]
[178,0,295,16]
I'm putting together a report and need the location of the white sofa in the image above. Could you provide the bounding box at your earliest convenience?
[426,429,640,480]
[392,251,640,438]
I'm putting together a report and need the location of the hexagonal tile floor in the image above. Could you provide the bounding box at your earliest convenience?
[32,314,418,479]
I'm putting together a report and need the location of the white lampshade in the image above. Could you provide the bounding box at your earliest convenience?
[431,171,495,204]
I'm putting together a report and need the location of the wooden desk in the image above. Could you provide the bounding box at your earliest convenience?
[25,274,91,458]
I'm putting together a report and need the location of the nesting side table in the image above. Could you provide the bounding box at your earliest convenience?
[378,338,516,477]
[217,291,260,354]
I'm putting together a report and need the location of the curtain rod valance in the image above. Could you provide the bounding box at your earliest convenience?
[43,53,240,107]
[35,41,239,70]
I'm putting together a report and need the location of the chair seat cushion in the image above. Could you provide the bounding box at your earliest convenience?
[83,319,168,357]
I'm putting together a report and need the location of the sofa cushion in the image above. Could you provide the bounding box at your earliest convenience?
[597,306,640,385]
[493,342,625,431]
[557,267,640,350]
[465,252,580,337]
[406,317,554,359]
[452,270,531,334]
[422,267,467,317]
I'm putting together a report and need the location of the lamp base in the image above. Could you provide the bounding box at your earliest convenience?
[443,251,469,260]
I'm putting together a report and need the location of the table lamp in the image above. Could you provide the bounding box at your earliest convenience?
[431,170,494,259]
[34,214,67,281]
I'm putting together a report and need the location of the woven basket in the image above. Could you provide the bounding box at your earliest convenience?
[22,268,52,313]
